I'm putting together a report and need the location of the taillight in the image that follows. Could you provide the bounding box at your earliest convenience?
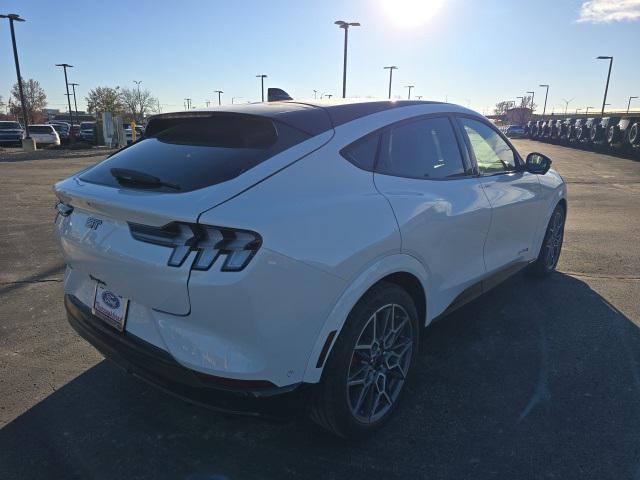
[129,222,261,272]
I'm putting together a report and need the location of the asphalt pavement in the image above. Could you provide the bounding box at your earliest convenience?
[0,141,639,479]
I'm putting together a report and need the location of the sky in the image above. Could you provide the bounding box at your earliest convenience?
[1,0,639,116]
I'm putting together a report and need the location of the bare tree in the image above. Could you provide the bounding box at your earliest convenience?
[119,87,157,123]
[10,78,47,124]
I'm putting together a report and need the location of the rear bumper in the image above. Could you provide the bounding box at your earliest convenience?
[64,294,307,418]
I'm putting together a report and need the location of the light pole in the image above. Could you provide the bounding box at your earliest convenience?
[526,90,535,114]
[325,94,333,99]
[383,66,397,99]
[626,96,638,114]
[214,90,223,106]
[0,13,30,140]
[69,83,79,121]
[416,95,423,100]
[205,101,210,108]
[597,56,613,116]
[231,96,242,104]
[562,98,574,115]
[539,84,549,118]
[184,98,192,109]
[256,75,267,102]
[405,85,414,100]
[335,20,360,98]
[313,89,317,99]
[575,108,582,115]
[585,106,594,116]
[517,96,524,108]
[55,63,74,128]
[133,80,142,122]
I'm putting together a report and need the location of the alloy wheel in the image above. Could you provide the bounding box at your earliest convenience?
[346,303,413,424]
[545,210,564,270]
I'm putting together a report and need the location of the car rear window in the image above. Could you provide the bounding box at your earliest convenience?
[29,126,54,134]
[80,113,311,192]
[0,122,21,130]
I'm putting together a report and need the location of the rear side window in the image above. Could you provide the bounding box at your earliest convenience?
[377,117,465,180]
[0,122,21,130]
[340,132,380,171]
[80,113,310,192]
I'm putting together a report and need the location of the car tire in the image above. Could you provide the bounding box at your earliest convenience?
[308,281,419,438]
[629,123,640,146]
[528,204,565,277]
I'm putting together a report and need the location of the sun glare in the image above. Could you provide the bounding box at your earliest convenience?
[378,0,446,27]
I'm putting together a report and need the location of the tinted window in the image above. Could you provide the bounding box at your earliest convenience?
[377,117,465,179]
[0,122,21,130]
[340,133,380,171]
[29,126,55,134]
[80,123,95,130]
[459,118,516,175]
[80,114,310,192]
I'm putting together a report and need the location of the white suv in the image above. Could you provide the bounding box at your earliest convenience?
[54,100,566,437]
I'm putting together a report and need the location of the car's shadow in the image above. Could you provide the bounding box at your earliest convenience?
[2,272,640,480]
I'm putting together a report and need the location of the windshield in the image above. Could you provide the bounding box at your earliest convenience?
[0,121,21,130]
[80,123,95,130]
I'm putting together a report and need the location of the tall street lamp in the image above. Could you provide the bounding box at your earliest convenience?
[517,96,524,108]
[313,89,318,99]
[575,108,582,115]
[214,90,223,106]
[585,106,594,116]
[256,75,267,102]
[405,85,414,100]
[184,98,192,109]
[539,84,549,118]
[325,94,333,99]
[1,13,30,139]
[597,56,613,116]
[68,83,79,121]
[56,63,74,128]
[335,20,360,98]
[526,90,535,114]
[628,96,638,114]
[383,66,397,99]
[231,96,242,104]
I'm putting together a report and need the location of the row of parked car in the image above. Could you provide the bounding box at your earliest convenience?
[0,120,97,147]
[503,116,640,157]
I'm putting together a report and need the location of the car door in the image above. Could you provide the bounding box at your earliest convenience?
[456,116,543,274]
[372,115,492,318]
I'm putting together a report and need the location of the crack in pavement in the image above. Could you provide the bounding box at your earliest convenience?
[0,278,63,286]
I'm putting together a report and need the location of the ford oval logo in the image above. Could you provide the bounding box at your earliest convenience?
[101,291,120,309]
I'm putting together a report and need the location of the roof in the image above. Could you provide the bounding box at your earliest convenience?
[148,99,447,137]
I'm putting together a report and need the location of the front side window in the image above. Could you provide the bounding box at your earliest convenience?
[376,117,465,180]
[459,118,517,175]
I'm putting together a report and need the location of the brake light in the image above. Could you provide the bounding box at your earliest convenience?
[129,222,261,272]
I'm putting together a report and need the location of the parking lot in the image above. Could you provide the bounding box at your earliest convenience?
[1,140,639,479]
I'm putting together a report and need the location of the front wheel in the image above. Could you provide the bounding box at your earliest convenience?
[309,282,418,438]
[529,204,565,277]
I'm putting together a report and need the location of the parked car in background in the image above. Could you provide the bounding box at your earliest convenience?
[558,118,575,142]
[608,117,640,149]
[54,99,567,438]
[575,118,593,142]
[531,120,545,139]
[50,122,71,144]
[28,124,61,146]
[0,120,25,146]
[79,122,96,143]
[549,119,562,140]
[504,124,525,138]
[591,117,620,145]
[525,120,536,137]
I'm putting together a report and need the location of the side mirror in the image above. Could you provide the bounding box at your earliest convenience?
[526,152,552,175]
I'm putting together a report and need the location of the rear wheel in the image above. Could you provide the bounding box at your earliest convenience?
[309,282,418,438]
[529,204,565,277]
[630,123,640,146]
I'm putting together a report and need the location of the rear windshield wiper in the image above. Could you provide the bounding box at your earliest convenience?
[110,168,181,190]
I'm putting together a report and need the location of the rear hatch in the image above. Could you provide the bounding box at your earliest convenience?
[55,108,333,315]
